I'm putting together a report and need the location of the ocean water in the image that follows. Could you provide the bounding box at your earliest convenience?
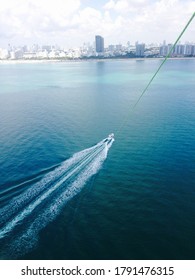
[0,59,194,260]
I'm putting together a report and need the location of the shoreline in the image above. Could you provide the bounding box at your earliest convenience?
[0,57,195,64]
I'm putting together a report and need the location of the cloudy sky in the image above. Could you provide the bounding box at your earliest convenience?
[0,0,194,48]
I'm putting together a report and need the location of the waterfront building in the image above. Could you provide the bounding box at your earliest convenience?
[159,45,167,56]
[192,45,195,56]
[23,52,37,59]
[116,44,122,51]
[160,44,173,56]
[0,48,9,59]
[136,43,145,56]
[37,50,48,58]
[184,44,194,56]
[173,44,184,56]
[95,35,104,53]
[10,49,23,59]
[159,43,195,57]
[108,45,115,52]
[42,45,52,52]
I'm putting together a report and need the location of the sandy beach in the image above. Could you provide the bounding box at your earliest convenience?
[0,57,195,64]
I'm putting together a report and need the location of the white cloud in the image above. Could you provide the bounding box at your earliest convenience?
[0,0,82,46]
[114,0,129,13]
[104,0,151,13]
[0,0,194,47]
[103,0,195,43]
[104,0,115,10]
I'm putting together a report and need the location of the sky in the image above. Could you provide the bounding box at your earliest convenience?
[0,0,194,48]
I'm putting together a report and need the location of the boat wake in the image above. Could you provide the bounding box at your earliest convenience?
[0,135,114,259]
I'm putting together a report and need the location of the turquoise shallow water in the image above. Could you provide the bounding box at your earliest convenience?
[0,59,195,259]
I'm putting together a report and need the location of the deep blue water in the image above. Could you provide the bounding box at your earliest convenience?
[0,59,195,259]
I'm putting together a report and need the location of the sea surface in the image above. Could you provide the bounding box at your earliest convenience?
[0,59,195,260]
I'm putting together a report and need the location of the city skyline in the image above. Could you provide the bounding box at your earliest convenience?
[1,37,195,60]
[0,0,195,48]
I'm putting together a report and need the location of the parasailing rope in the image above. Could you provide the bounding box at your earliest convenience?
[115,12,195,137]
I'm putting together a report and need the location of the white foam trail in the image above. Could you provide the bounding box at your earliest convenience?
[0,137,114,258]
[0,140,105,225]
[0,144,104,238]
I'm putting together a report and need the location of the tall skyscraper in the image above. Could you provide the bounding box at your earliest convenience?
[136,43,145,56]
[95,35,104,53]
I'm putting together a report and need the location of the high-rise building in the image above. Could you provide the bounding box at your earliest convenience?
[136,43,145,56]
[108,45,115,52]
[184,44,193,55]
[116,44,122,51]
[173,44,184,56]
[159,45,168,56]
[42,45,52,52]
[95,35,104,53]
